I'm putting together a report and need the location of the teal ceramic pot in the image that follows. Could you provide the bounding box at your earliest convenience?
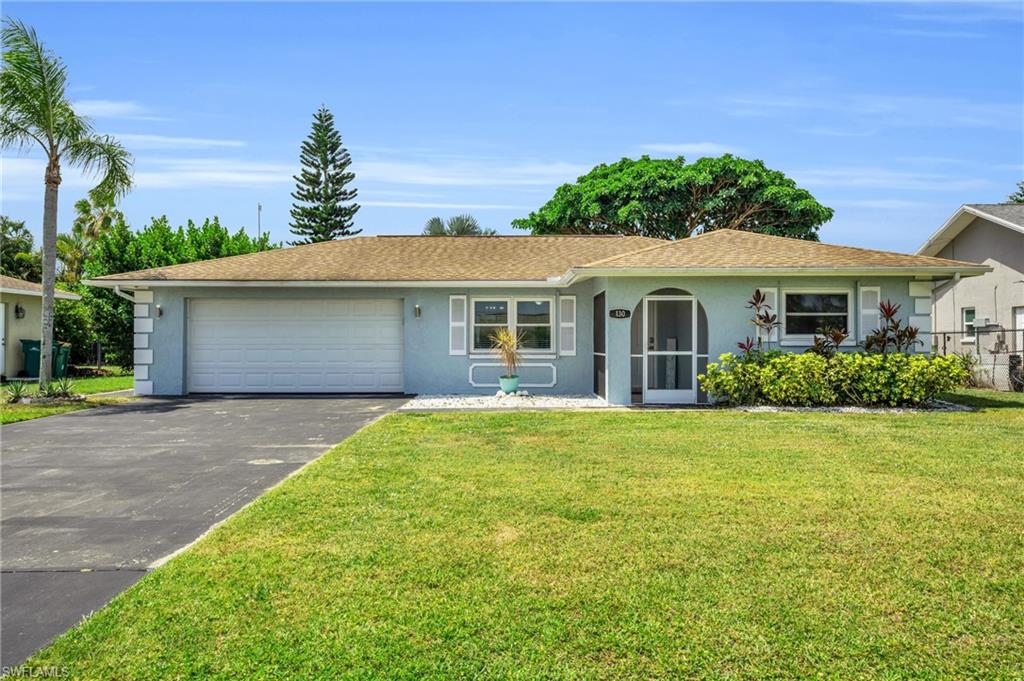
[499,375,520,394]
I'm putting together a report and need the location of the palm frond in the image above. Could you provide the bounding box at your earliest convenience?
[447,214,482,236]
[1,18,74,152]
[64,134,134,202]
[422,216,447,236]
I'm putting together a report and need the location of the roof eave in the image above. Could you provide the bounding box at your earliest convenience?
[917,205,1024,256]
[562,265,991,284]
[0,287,81,300]
[82,278,562,289]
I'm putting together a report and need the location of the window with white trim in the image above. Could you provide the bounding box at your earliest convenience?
[471,298,553,353]
[962,307,976,341]
[783,292,851,338]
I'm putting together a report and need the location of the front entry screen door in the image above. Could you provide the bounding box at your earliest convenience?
[643,296,696,404]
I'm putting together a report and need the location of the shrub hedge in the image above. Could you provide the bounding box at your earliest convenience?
[699,351,968,407]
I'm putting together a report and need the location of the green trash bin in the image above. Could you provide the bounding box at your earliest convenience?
[20,339,41,379]
[54,343,71,378]
[20,340,71,379]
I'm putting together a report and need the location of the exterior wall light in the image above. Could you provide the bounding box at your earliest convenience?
[414,304,422,318]
[155,304,163,317]
[14,303,25,319]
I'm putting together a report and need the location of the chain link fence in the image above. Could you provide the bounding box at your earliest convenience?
[931,328,1024,392]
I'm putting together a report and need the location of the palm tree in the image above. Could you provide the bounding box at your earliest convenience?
[72,195,122,240]
[56,229,89,284]
[422,214,497,236]
[57,196,123,284]
[1,19,133,386]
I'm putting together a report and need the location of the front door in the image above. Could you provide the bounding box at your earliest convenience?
[643,295,696,404]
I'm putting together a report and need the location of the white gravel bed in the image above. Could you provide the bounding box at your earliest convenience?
[738,399,973,414]
[400,392,609,411]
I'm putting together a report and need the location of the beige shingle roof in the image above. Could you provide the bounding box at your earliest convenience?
[90,236,665,282]
[578,229,986,272]
[87,231,986,285]
[1,275,81,299]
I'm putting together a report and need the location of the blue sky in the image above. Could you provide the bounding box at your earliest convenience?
[2,1,1021,252]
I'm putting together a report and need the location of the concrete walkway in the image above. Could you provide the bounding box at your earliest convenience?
[0,394,406,666]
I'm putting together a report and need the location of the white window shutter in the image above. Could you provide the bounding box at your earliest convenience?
[559,296,577,356]
[859,287,881,340]
[449,295,467,355]
[759,288,778,342]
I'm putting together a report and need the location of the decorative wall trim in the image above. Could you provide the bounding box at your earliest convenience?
[133,295,154,394]
[468,362,557,388]
[908,281,935,298]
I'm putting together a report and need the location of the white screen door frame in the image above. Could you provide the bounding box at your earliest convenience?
[642,295,697,404]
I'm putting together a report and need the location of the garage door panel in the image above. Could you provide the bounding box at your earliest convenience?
[188,299,404,393]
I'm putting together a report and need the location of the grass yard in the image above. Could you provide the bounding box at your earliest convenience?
[1,373,135,424]
[0,395,132,425]
[27,390,1024,678]
[62,372,134,395]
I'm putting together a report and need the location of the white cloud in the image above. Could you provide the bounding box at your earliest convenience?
[803,126,878,137]
[354,159,590,187]
[361,200,527,210]
[827,198,934,210]
[115,133,246,150]
[727,93,1021,130]
[2,156,94,202]
[72,99,165,121]
[133,158,293,188]
[888,28,985,39]
[638,142,741,156]
[791,167,990,192]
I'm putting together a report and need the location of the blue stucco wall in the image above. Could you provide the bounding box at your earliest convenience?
[599,276,922,405]
[145,281,597,396]
[141,275,924,402]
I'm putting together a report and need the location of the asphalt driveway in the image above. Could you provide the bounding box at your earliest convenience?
[0,394,407,667]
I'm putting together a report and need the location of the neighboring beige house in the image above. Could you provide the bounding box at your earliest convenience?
[917,204,1024,388]
[0,275,81,380]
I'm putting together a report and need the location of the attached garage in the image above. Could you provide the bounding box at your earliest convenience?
[187,298,403,393]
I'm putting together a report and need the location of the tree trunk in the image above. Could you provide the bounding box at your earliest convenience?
[39,157,61,388]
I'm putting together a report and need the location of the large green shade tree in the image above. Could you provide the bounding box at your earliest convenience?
[513,155,833,241]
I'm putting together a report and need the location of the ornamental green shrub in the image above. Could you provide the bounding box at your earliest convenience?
[760,353,836,406]
[698,351,968,407]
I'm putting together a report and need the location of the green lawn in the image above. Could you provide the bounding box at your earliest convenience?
[27,390,1024,678]
[1,373,135,424]
[0,396,132,424]
[64,373,134,395]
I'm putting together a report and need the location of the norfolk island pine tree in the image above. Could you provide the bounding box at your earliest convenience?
[289,106,361,244]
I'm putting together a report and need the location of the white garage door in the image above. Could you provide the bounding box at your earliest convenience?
[188,299,403,393]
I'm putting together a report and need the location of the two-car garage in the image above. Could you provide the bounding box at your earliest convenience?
[187,299,404,393]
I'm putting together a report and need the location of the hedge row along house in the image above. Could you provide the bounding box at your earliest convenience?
[84,229,986,405]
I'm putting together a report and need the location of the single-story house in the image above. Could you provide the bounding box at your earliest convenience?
[917,203,1024,389]
[1,274,82,380]
[84,230,987,405]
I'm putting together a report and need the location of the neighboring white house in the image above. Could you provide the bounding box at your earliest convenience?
[917,203,1024,389]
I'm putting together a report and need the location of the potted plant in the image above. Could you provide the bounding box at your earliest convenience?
[490,327,525,394]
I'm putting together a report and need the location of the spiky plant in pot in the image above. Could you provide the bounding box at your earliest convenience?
[490,327,525,394]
